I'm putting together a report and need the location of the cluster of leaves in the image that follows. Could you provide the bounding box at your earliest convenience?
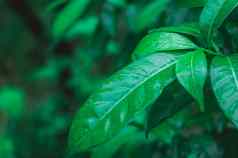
[68,0,238,158]
[1,0,238,158]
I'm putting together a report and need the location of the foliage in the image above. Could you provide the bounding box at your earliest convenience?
[1,0,238,158]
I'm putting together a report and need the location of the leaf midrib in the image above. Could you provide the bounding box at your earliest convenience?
[207,0,238,41]
[77,56,177,149]
[215,1,238,28]
[227,57,238,91]
[100,58,177,121]
[190,52,196,94]
[207,0,225,40]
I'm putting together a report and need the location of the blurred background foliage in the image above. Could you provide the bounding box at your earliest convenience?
[0,0,238,158]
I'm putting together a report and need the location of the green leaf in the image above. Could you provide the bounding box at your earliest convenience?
[211,55,238,128]
[132,32,197,59]
[68,53,178,153]
[0,87,25,119]
[176,0,207,8]
[146,81,193,134]
[0,137,15,158]
[200,0,238,43]
[134,0,169,32]
[65,16,99,39]
[31,58,67,82]
[52,0,90,38]
[46,0,67,12]
[107,0,126,7]
[106,40,120,55]
[149,23,202,38]
[176,49,207,111]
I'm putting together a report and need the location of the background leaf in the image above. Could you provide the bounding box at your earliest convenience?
[0,87,25,119]
[185,135,222,158]
[0,136,15,158]
[107,0,126,8]
[134,0,169,32]
[52,0,91,38]
[65,16,99,40]
[176,0,207,8]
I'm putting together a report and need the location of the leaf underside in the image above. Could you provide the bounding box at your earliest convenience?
[146,81,193,134]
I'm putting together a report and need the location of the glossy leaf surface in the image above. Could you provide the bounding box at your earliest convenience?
[133,32,197,59]
[200,0,238,43]
[176,50,207,111]
[52,0,90,38]
[211,55,238,128]
[69,53,178,153]
[149,23,201,38]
